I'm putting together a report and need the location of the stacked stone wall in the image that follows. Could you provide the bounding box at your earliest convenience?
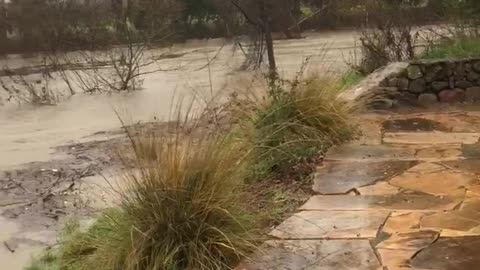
[383,58,480,106]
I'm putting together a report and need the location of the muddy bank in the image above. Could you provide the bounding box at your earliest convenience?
[0,127,133,270]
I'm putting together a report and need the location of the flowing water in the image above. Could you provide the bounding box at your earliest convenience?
[0,30,359,169]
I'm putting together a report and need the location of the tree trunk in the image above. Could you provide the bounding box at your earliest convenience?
[259,0,277,78]
[0,0,6,45]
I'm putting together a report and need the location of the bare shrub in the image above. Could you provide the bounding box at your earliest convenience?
[0,61,60,105]
[349,0,421,74]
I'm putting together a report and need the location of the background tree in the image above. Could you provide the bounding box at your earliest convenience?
[229,0,303,77]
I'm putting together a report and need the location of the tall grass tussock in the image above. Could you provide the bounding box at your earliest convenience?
[229,72,360,181]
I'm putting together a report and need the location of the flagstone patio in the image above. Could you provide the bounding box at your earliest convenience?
[240,109,480,270]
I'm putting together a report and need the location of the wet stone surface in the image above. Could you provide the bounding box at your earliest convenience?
[442,159,480,174]
[382,212,433,234]
[411,237,480,270]
[270,211,390,239]
[388,163,476,196]
[383,132,480,145]
[420,197,480,237]
[313,161,417,194]
[239,240,381,270]
[246,109,480,269]
[301,193,461,212]
[461,143,480,159]
[325,144,417,161]
[375,230,439,251]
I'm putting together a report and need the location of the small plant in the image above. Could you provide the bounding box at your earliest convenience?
[340,70,364,89]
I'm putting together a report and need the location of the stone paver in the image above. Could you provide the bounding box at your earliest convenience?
[356,182,401,196]
[411,237,480,270]
[270,211,389,239]
[376,230,439,250]
[313,161,416,194]
[245,109,480,269]
[239,240,381,270]
[325,144,417,161]
[421,197,480,237]
[388,163,476,196]
[383,132,480,145]
[300,194,461,212]
[382,212,434,234]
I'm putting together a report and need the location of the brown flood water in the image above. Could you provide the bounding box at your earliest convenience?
[0,30,359,269]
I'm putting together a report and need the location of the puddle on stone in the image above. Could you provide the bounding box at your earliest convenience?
[382,118,449,132]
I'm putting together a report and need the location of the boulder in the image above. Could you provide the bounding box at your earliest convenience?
[438,88,465,103]
[465,87,480,102]
[467,71,480,82]
[455,80,474,89]
[418,93,438,107]
[397,78,410,91]
[431,81,449,92]
[442,62,455,77]
[396,92,418,105]
[388,77,399,87]
[424,65,442,82]
[454,63,466,80]
[409,78,426,93]
[372,99,395,110]
[407,65,423,80]
[473,61,480,73]
[466,63,473,72]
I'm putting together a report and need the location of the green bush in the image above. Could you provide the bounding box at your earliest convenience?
[421,37,480,59]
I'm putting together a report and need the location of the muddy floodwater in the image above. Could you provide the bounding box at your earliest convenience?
[0,30,359,269]
[0,31,359,168]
